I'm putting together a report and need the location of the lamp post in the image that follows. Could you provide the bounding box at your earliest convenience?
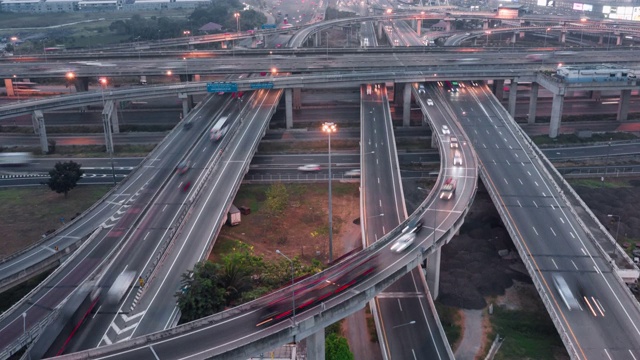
[580,18,586,46]
[22,312,26,336]
[604,140,612,178]
[393,320,416,329]
[544,27,550,47]
[323,122,337,263]
[234,12,240,33]
[607,214,621,255]
[276,250,296,325]
[485,30,491,45]
[98,77,107,106]
[183,57,188,83]
[99,77,117,186]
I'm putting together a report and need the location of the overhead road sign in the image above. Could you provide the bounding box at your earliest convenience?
[261,24,277,29]
[207,82,238,93]
[250,82,274,89]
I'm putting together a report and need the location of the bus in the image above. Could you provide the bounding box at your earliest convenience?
[444,80,459,93]
[210,116,230,141]
[12,81,40,94]
[106,271,137,304]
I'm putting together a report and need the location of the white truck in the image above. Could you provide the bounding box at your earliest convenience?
[210,116,229,142]
[106,271,137,304]
[227,204,241,226]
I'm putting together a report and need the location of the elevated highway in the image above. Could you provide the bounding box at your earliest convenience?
[430,81,640,359]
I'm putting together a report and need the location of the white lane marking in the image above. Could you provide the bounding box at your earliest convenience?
[515,153,519,158]
[583,296,597,317]
[571,260,579,270]
[534,181,539,187]
[93,305,102,319]
[378,178,380,184]
[412,349,417,360]
[560,217,565,224]
[382,226,386,233]
[542,192,546,197]
[162,204,168,212]
[533,227,539,235]
[533,201,538,208]
[143,232,150,241]
[604,349,612,360]
[506,160,510,166]
[518,178,523,185]
[550,227,556,236]
[570,232,575,239]
[379,200,382,207]
[527,171,532,176]
[551,259,559,269]
[595,298,606,314]
[630,350,637,360]
[102,335,113,345]
[594,265,601,275]
[504,178,508,185]
[121,311,145,322]
[581,248,587,255]
[517,200,522,208]
[397,299,403,311]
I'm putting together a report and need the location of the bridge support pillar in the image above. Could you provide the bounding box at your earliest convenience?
[285,88,294,129]
[511,32,517,44]
[549,93,564,138]
[102,102,115,154]
[305,329,325,360]
[528,82,539,124]
[73,77,90,92]
[482,19,489,30]
[32,110,49,153]
[179,93,193,119]
[377,22,383,39]
[314,32,319,47]
[293,88,302,110]
[102,100,120,134]
[426,247,442,299]
[416,19,422,36]
[444,20,452,32]
[3,79,16,96]
[617,89,631,121]
[493,80,504,100]
[508,78,518,118]
[431,131,438,148]
[403,83,412,127]
[617,34,623,46]
[560,30,566,43]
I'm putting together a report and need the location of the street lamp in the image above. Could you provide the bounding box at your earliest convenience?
[22,312,26,335]
[234,12,240,33]
[485,30,491,45]
[544,27,551,47]
[322,121,337,263]
[393,320,416,329]
[604,140,612,177]
[276,250,296,325]
[183,57,188,83]
[607,214,621,254]
[98,77,107,106]
[99,77,117,186]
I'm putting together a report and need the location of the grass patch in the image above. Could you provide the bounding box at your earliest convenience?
[0,269,54,313]
[435,302,462,348]
[0,185,112,258]
[490,306,564,360]
[531,132,637,146]
[365,305,379,343]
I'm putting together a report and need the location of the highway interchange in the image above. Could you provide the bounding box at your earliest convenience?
[2,2,640,360]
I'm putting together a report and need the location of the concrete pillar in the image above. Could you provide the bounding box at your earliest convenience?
[482,19,489,30]
[511,32,517,44]
[314,32,319,47]
[528,82,539,124]
[549,93,565,138]
[4,79,15,96]
[617,89,631,121]
[403,84,412,127]
[394,84,402,106]
[598,35,604,45]
[179,93,192,119]
[377,22,383,39]
[32,110,49,153]
[560,30,566,43]
[617,34,623,46]
[285,88,293,129]
[107,100,120,134]
[444,21,452,32]
[305,329,325,360]
[73,77,90,92]
[591,90,602,101]
[508,78,518,117]
[293,88,302,110]
[519,31,525,39]
[102,102,115,154]
[431,131,438,149]
[416,19,422,36]
[426,247,442,299]
[493,80,504,100]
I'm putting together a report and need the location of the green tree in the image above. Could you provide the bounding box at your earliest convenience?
[218,242,263,305]
[265,182,289,216]
[325,333,354,360]
[175,261,226,323]
[47,161,84,198]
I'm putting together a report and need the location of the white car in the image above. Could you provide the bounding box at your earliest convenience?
[298,164,321,172]
[418,84,426,94]
[345,169,361,177]
[441,125,450,135]
[453,150,463,166]
[427,99,434,106]
[390,231,416,253]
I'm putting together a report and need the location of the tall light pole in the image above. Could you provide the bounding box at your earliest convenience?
[604,140,612,178]
[22,312,26,336]
[607,214,621,255]
[485,30,491,45]
[183,57,188,83]
[234,12,240,33]
[99,77,117,186]
[323,122,337,263]
[544,27,550,47]
[276,250,296,325]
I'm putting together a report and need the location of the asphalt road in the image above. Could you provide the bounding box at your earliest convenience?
[445,81,640,359]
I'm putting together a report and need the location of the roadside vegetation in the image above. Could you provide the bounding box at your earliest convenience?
[531,132,637,146]
[434,303,462,348]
